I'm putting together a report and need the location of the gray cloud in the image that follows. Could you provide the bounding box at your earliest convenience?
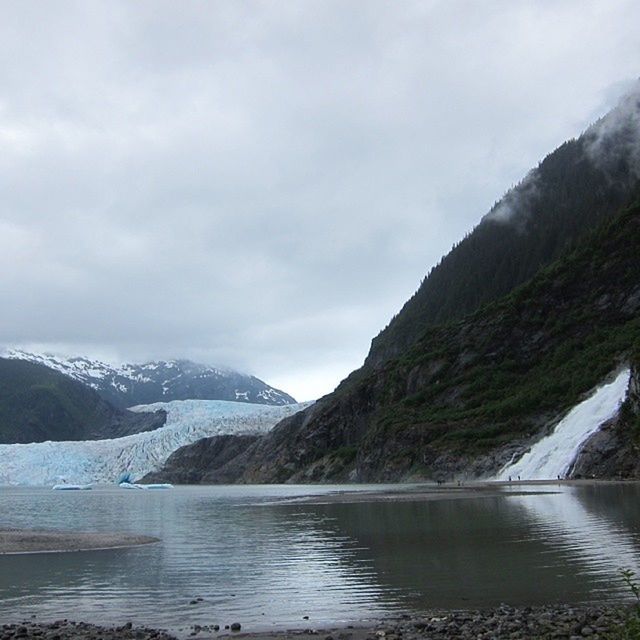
[1,0,640,399]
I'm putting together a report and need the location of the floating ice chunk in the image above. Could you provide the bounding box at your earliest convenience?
[52,484,93,490]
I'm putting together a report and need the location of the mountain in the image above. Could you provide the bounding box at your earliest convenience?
[0,399,309,485]
[146,86,640,484]
[367,82,640,367]
[0,358,166,444]
[2,351,296,408]
[187,198,639,483]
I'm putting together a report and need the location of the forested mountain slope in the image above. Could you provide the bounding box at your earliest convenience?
[367,84,640,367]
[195,199,640,483]
[0,359,166,444]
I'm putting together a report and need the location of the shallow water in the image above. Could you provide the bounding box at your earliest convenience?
[1,483,640,634]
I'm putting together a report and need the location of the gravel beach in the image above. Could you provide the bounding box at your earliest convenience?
[1,604,635,640]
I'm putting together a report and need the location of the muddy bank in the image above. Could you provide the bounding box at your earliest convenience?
[275,478,635,506]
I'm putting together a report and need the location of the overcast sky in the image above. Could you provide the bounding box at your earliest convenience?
[1,1,639,401]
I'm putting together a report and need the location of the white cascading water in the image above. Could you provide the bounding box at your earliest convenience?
[496,368,630,481]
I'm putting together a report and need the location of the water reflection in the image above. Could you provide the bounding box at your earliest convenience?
[508,485,640,587]
[302,495,598,609]
[1,484,639,633]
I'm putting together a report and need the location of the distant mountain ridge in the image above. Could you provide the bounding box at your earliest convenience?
[2,350,296,408]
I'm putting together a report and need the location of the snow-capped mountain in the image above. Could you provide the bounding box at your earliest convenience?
[2,349,296,408]
[0,399,311,486]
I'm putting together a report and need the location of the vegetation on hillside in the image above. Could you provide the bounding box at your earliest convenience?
[369,200,640,454]
[0,359,165,444]
[233,198,640,482]
[368,123,640,367]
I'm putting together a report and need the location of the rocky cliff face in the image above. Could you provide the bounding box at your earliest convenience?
[141,434,260,484]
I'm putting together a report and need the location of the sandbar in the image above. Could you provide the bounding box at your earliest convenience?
[0,528,159,554]
[278,478,635,505]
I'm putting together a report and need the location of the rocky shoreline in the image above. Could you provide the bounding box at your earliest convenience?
[1,604,636,640]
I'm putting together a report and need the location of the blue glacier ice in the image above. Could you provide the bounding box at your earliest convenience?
[0,400,310,486]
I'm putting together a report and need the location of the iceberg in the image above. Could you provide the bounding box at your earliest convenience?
[52,484,93,491]
[118,482,146,490]
[118,481,173,490]
[0,400,310,486]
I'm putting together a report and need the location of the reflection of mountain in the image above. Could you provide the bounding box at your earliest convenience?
[574,483,640,532]
[2,486,640,630]
[508,485,640,583]
[304,487,640,609]
[0,487,400,631]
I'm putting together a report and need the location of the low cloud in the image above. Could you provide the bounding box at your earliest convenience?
[483,170,541,225]
[585,79,640,181]
[1,1,640,399]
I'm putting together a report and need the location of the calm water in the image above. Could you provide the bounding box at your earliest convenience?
[1,483,640,634]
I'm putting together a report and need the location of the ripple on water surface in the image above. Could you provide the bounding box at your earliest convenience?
[1,483,640,635]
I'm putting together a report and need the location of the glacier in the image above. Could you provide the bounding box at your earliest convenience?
[0,400,310,486]
[496,368,630,481]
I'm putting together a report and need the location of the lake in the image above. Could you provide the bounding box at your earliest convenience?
[1,483,640,635]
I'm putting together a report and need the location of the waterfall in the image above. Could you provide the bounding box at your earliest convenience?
[496,368,630,481]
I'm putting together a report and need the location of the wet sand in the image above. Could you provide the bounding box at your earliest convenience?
[0,529,159,554]
[280,478,636,505]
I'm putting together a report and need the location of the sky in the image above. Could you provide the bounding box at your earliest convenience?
[1,1,640,401]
